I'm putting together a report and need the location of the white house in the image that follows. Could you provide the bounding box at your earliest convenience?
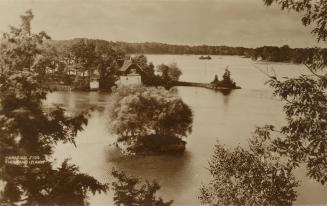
[90,70,100,91]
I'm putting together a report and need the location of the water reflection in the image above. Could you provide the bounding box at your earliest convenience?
[220,89,232,96]
[107,149,194,198]
[45,91,111,113]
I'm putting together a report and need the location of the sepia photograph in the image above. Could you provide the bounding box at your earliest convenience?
[0,0,327,205]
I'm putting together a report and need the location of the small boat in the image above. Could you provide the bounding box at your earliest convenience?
[199,55,212,60]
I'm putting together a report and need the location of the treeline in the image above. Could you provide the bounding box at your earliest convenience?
[50,39,326,66]
[116,42,326,64]
[51,39,251,56]
[250,45,327,64]
[113,41,251,56]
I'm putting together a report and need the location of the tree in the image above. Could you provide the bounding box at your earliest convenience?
[261,0,327,185]
[200,1,327,205]
[52,38,122,91]
[109,85,193,154]
[69,39,96,89]
[111,169,173,206]
[0,10,107,205]
[157,63,182,88]
[263,0,327,42]
[262,51,327,184]
[220,68,236,88]
[132,55,160,86]
[132,55,155,77]
[94,42,121,91]
[132,54,148,69]
[199,129,299,206]
[211,74,219,84]
[157,63,182,82]
[222,69,231,82]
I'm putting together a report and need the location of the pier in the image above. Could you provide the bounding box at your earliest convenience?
[173,81,241,91]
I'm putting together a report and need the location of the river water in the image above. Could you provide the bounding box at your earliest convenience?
[47,55,327,205]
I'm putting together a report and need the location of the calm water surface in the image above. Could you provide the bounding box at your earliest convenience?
[47,55,327,205]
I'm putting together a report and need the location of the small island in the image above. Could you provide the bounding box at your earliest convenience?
[173,68,241,92]
[109,85,193,155]
[210,68,239,89]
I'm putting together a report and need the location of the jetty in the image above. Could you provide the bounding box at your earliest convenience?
[172,81,241,91]
[172,69,241,91]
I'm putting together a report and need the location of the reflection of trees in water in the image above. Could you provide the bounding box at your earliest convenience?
[221,90,233,106]
[221,89,232,96]
[46,92,113,114]
[106,149,194,199]
[212,89,233,106]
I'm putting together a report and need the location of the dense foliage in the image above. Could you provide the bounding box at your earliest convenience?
[51,39,327,64]
[46,37,327,69]
[109,85,193,154]
[259,0,327,186]
[131,54,160,86]
[132,55,182,88]
[105,41,252,56]
[0,10,107,205]
[46,38,123,91]
[211,69,237,89]
[199,130,299,206]
[111,169,173,206]
[200,1,327,204]
[157,63,182,83]
[260,50,327,184]
[251,45,327,63]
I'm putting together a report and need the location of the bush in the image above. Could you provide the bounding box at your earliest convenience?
[199,131,299,206]
[111,169,173,206]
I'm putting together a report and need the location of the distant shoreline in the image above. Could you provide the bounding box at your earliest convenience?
[50,38,326,64]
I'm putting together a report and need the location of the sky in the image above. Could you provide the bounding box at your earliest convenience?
[0,0,325,48]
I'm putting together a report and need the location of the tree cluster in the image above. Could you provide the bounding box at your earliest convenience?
[111,169,173,206]
[132,55,182,88]
[109,85,193,154]
[201,1,327,205]
[0,10,107,205]
[258,0,327,186]
[114,41,252,56]
[58,40,325,65]
[211,69,237,89]
[250,45,327,64]
[199,129,299,206]
[45,38,124,91]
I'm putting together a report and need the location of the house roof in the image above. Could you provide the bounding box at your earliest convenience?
[118,60,133,72]
[118,59,143,73]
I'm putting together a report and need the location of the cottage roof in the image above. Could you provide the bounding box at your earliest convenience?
[118,59,143,73]
[119,60,133,72]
